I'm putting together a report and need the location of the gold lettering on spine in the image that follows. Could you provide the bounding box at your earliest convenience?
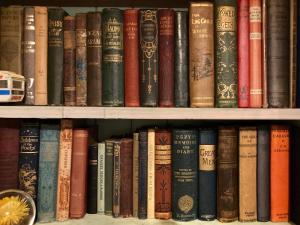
[216,6,236,32]
[199,145,216,171]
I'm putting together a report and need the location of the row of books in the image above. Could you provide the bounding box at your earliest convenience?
[0,0,298,108]
[1,119,299,223]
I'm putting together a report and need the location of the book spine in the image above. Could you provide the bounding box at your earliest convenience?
[139,9,159,107]
[155,130,171,219]
[198,129,217,221]
[172,129,198,221]
[97,142,105,214]
[47,8,64,105]
[215,0,238,108]
[102,8,124,106]
[87,144,98,214]
[124,9,140,107]
[56,119,73,221]
[113,140,121,217]
[104,139,114,215]
[189,2,214,107]
[270,126,289,222]
[147,129,155,218]
[37,124,60,222]
[75,13,87,106]
[239,127,257,221]
[290,0,297,108]
[262,0,268,108]
[238,0,250,108]
[217,127,238,222]
[23,7,36,105]
[174,11,188,107]
[267,0,290,108]
[87,12,102,106]
[297,0,300,108]
[132,133,139,217]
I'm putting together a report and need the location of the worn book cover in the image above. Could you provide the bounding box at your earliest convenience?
[87,144,98,214]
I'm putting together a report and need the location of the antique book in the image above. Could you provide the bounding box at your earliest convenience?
[35,7,48,105]
[172,129,198,221]
[56,119,73,221]
[48,8,64,105]
[113,140,121,218]
[132,133,139,217]
[19,121,40,201]
[199,129,217,221]
[63,16,76,106]
[87,12,102,106]
[102,8,124,106]
[104,139,114,215]
[262,0,268,108]
[217,127,238,222]
[215,0,238,107]
[147,129,155,219]
[290,0,297,108]
[23,7,36,105]
[0,6,23,74]
[155,130,171,219]
[270,125,289,222]
[174,11,188,107]
[238,0,250,108]
[297,1,300,108]
[87,144,98,214]
[75,13,87,106]
[158,9,174,107]
[37,124,60,222]
[257,126,270,221]
[267,0,290,108]
[97,142,105,214]
[189,2,214,107]
[124,9,140,107]
[239,127,257,222]
[139,9,159,107]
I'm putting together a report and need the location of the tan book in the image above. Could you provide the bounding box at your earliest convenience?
[147,129,155,219]
[132,132,139,217]
[290,0,297,108]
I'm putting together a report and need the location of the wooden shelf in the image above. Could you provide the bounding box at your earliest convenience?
[1,106,300,120]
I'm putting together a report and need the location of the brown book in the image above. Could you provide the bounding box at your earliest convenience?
[113,140,121,218]
[239,127,257,222]
[290,0,297,108]
[132,133,139,217]
[69,129,89,219]
[262,0,268,108]
[147,129,155,219]
[155,129,172,219]
[63,16,76,106]
[56,119,73,221]
[189,2,214,107]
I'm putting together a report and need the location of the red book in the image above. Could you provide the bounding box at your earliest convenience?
[124,9,140,107]
[238,0,250,108]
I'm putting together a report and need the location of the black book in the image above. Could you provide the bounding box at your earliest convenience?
[87,144,98,214]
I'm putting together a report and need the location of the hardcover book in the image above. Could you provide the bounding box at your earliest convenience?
[87,144,98,214]
[262,0,268,108]
[97,142,105,214]
[132,133,139,217]
[147,129,155,219]
[105,139,114,215]
[290,0,297,108]
[113,140,121,218]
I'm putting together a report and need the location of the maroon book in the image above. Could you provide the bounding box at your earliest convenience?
[158,9,175,107]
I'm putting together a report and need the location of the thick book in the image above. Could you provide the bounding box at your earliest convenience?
[48,8,64,105]
[104,139,114,215]
[132,133,139,217]
[102,8,124,106]
[270,125,289,222]
[87,12,102,106]
[139,9,159,107]
[239,127,257,222]
[158,9,174,107]
[189,2,214,107]
[113,140,121,217]
[97,142,105,214]
[147,129,155,219]
[174,11,188,107]
[124,9,140,107]
[262,0,268,108]
[87,144,98,214]
[37,124,60,222]
[290,0,297,108]
[172,129,198,221]
[215,0,238,108]
[199,129,217,221]
[217,127,238,222]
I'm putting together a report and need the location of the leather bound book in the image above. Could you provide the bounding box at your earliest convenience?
[257,126,270,221]
[56,119,73,221]
[155,130,172,219]
[262,0,268,108]
[64,16,76,106]
[158,9,174,107]
[23,7,35,105]
[237,0,250,108]
[75,13,87,106]
[87,144,98,214]
[267,0,290,108]
[87,12,102,106]
[35,7,48,105]
[102,8,124,106]
[97,142,105,214]
[120,138,133,217]
[199,129,217,221]
[297,1,300,108]
[48,8,64,105]
[290,0,297,108]
[215,0,238,108]
[172,129,198,221]
[217,127,238,222]
[19,121,40,201]
[124,9,140,107]
[189,2,214,107]
[0,6,23,74]
[104,139,114,215]
[270,125,289,222]
[174,11,188,107]
[113,140,121,218]
[239,127,257,222]
[37,124,60,222]
[147,129,155,219]
[139,9,159,107]
[132,133,139,217]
